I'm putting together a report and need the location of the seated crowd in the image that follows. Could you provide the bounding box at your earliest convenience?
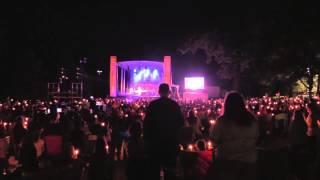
[0,91,319,180]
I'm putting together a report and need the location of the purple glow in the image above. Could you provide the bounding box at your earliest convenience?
[185,77,205,90]
[151,69,159,80]
[134,68,160,83]
[118,60,164,97]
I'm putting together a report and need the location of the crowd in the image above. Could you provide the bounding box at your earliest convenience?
[0,86,320,180]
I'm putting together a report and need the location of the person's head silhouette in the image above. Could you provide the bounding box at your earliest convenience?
[223,91,255,126]
[158,83,170,98]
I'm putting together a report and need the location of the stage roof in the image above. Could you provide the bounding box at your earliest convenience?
[117,60,163,69]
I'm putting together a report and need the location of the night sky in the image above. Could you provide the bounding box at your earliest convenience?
[1,1,319,98]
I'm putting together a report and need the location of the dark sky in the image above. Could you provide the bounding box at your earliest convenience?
[1,1,318,98]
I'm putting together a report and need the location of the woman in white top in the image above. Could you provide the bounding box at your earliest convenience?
[212,91,259,180]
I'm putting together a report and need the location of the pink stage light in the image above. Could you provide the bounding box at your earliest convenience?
[185,77,204,90]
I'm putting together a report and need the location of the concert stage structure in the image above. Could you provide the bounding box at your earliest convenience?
[109,56,173,97]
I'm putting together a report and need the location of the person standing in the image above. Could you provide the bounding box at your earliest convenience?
[212,91,259,180]
[144,83,184,180]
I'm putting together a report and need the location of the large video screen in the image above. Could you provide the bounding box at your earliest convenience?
[184,77,204,90]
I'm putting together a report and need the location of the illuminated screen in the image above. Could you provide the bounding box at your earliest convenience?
[185,77,204,90]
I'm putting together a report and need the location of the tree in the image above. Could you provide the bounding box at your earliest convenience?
[178,33,252,91]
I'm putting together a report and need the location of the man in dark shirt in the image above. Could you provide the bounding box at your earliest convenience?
[144,83,184,180]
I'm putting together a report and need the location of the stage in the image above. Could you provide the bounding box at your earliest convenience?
[109,56,172,97]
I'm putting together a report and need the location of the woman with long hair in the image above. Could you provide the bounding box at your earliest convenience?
[212,91,259,180]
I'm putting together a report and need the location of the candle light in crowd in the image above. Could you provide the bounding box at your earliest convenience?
[73,148,80,159]
[188,144,194,151]
[209,119,216,125]
[101,122,105,127]
[125,114,128,118]
[12,107,15,111]
[23,121,28,129]
[105,145,109,154]
[94,114,98,119]
[257,111,261,116]
[207,141,213,150]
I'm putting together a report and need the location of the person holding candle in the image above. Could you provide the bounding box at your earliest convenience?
[212,91,259,180]
[144,83,184,180]
[88,137,112,180]
[12,116,27,148]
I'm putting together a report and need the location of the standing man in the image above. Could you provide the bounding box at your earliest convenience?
[144,83,184,180]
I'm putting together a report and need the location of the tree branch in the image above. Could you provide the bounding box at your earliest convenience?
[299,79,309,89]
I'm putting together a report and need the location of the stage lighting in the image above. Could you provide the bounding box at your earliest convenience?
[144,69,151,80]
[152,69,159,80]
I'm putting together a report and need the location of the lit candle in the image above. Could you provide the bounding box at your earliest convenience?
[105,145,109,154]
[101,122,105,127]
[207,141,213,150]
[72,148,80,159]
[23,121,28,129]
[188,144,194,151]
[209,120,216,125]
